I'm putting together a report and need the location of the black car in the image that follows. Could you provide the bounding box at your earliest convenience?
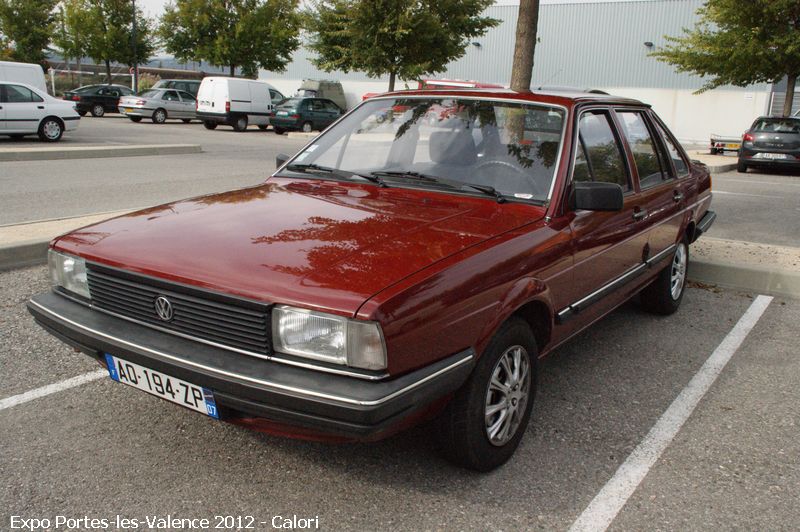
[62,84,134,117]
[738,116,800,173]
[271,97,343,134]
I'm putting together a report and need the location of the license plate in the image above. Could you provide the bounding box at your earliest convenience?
[123,107,133,113]
[104,354,218,418]
[277,110,288,116]
[757,153,788,160]
[725,143,739,149]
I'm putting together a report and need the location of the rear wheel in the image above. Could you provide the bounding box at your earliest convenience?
[152,108,167,124]
[203,121,218,130]
[129,116,142,123]
[78,111,87,117]
[640,238,688,315]
[181,119,192,124]
[436,317,537,471]
[301,121,313,133]
[232,115,248,132]
[274,127,285,135]
[38,117,64,142]
[90,104,105,117]
[737,160,748,173]
[257,124,268,130]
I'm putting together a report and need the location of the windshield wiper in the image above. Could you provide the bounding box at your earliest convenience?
[461,183,507,203]
[372,170,507,203]
[370,170,441,183]
[285,164,387,186]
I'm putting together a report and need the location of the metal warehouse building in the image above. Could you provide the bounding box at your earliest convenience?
[261,0,784,144]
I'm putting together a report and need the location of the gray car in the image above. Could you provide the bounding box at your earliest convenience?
[119,89,196,124]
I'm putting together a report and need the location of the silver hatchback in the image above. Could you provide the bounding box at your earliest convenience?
[119,89,196,124]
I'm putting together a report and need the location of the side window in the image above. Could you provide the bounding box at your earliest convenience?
[269,89,284,104]
[574,111,630,191]
[617,111,667,189]
[653,120,689,176]
[5,84,37,103]
[163,90,179,101]
[178,91,195,102]
[97,88,108,96]
[323,101,340,112]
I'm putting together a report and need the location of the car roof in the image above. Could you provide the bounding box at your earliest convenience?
[375,88,646,108]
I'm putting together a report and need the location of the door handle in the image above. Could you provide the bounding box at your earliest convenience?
[673,190,684,202]
[38,106,45,109]
[633,208,648,221]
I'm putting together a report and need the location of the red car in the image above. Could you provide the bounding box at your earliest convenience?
[29,89,714,471]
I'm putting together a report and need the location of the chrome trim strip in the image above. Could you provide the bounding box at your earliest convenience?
[646,244,677,267]
[572,263,646,310]
[30,299,474,408]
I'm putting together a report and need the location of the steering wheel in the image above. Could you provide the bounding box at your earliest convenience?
[471,159,547,197]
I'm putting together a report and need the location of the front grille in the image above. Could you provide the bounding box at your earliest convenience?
[87,267,271,355]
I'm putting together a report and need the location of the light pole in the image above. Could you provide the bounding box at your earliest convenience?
[132,0,139,93]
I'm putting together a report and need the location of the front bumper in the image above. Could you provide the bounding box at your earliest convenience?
[28,291,474,439]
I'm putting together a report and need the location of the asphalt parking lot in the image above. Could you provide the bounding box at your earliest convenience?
[2,264,797,531]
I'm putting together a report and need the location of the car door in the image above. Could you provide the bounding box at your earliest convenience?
[320,100,341,128]
[161,90,182,116]
[177,90,196,118]
[561,107,650,323]
[0,85,7,132]
[2,83,45,133]
[615,109,688,263]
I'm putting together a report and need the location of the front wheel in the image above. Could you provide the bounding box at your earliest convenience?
[90,104,105,117]
[38,118,64,142]
[436,318,537,471]
[737,160,748,173]
[301,121,313,133]
[640,238,688,315]
[232,115,248,132]
[152,108,167,124]
[257,124,268,130]
[203,121,217,130]
[181,119,192,124]
[273,127,285,135]
[129,116,142,123]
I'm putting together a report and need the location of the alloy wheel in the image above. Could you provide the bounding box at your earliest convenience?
[670,243,687,300]
[485,345,531,446]
[42,120,62,140]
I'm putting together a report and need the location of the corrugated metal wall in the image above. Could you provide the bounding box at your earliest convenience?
[263,0,766,91]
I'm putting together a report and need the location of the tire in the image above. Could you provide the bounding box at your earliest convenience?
[232,115,248,132]
[152,108,167,124]
[640,237,689,315]
[273,127,285,135]
[436,317,537,471]
[181,119,191,123]
[203,121,218,130]
[257,124,268,130]
[90,104,105,117]
[38,117,64,142]
[129,116,142,123]
[78,111,87,117]
[301,121,313,133]
[737,160,748,173]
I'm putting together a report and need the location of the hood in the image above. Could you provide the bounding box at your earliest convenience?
[55,178,544,315]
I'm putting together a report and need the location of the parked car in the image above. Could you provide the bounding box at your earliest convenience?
[62,84,134,117]
[296,79,346,111]
[28,89,714,471]
[119,88,196,124]
[738,116,800,173]
[271,97,343,134]
[0,81,80,141]
[0,60,47,93]
[196,77,284,131]
[151,79,202,98]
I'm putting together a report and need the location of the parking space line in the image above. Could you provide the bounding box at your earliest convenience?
[568,295,773,532]
[713,190,783,199]
[0,370,106,411]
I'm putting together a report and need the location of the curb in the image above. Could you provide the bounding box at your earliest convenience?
[2,239,798,299]
[705,163,737,174]
[688,259,800,299]
[0,144,202,162]
[286,132,318,140]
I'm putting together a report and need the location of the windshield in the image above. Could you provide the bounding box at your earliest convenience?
[280,98,304,108]
[283,97,566,201]
[753,118,800,133]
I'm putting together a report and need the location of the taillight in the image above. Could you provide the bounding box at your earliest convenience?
[72,95,81,101]
[743,132,754,142]
[225,100,230,113]
[290,114,299,119]
[195,99,198,111]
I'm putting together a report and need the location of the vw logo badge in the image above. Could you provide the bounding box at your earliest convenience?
[154,296,174,321]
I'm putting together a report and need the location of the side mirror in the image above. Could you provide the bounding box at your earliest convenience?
[572,182,624,211]
[276,153,290,168]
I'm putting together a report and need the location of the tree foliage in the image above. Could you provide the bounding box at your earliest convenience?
[84,0,155,80]
[304,0,499,91]
[653,0,800,116]
[53,0,94,69]
[160,0,301,77]
[0,0,57,65]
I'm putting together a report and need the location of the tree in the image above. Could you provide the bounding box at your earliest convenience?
[160,0,301,78]
[85,0,155,82]
[0,0,57,65]
[509,0,540,92]
[653,0,800,117]
[53,0,94,84]
[305,0,499,92]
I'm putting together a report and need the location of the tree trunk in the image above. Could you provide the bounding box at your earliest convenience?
[783,73,797,117]
[230,64,235,77]
[77,59,82,86]
[388,70,396,92]
[105,59,111,84]
[510,0,540,92]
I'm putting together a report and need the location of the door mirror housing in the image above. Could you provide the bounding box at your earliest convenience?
[572,182,624,211]
[276,153,290,168]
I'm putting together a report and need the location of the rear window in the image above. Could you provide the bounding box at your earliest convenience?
[281,98,304,108]
[752,118,800,133]
[138,90,159,98]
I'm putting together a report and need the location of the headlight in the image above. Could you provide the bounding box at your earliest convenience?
[272,306,386,370]
[48,249,90,299]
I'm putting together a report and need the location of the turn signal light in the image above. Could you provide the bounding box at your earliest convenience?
[743,132,754,142]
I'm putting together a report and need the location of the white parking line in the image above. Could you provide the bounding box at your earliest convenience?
[713,190,783,199]
[0,370,106,411]
[568,294,773,532]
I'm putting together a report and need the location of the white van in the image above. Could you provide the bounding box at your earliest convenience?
[0,61,47,93]
[196,77,285,132]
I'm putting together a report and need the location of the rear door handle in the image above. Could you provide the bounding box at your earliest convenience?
[673,191,684,202]
[37,106,45,109]
[633,208,648,221]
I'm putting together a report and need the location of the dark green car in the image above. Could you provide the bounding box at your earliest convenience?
[272,97,343,134]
